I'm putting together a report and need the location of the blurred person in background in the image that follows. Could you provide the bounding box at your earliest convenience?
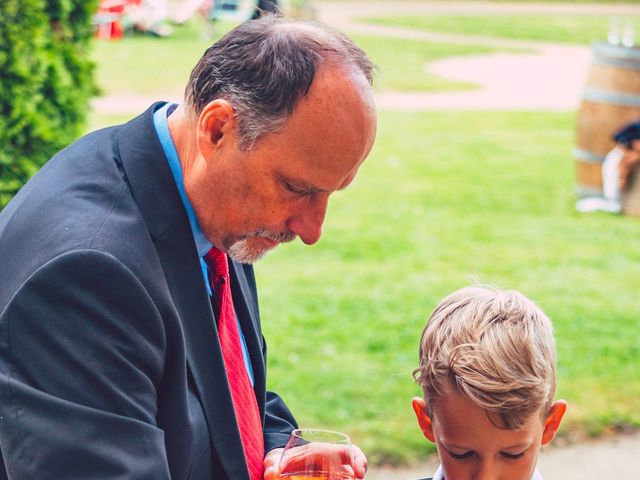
[252,0,279,18]
[613,120,640,191]
[173,0,214,24]
[174,0,279,25]
[577,119,640,213]
[127,0,174,36]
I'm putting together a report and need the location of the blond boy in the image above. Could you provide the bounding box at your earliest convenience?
[412,286,567,480]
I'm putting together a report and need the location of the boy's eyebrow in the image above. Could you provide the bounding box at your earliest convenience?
[441,440,532,451]
[440,440,472,451]
[501,442,531,451]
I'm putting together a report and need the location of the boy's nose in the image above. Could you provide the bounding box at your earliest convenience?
[474,459,498,480]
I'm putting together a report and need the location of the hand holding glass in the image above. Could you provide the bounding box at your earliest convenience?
[278,429,355,480]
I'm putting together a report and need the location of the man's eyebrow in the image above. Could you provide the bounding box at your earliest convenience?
[297,182,324,194]
[278,174,327,194]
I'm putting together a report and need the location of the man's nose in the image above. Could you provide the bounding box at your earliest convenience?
[286,196,328,245]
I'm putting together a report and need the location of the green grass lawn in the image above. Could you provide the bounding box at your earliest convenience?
[91,20,235,98]
[359,14,640,45]
[255,110,640,465]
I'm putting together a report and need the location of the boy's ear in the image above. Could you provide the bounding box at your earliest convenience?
[412,397,436,443]
[541,400,567,446]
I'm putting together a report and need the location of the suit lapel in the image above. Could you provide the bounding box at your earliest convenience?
[115,104,249,480]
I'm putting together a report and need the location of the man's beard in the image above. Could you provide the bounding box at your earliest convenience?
[227,230,296,264]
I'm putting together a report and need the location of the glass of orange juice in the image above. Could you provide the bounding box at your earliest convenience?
[278,428,355,480]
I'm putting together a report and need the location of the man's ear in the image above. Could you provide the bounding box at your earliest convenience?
[196,99,235,155]
[412,397,436,443]
[541,400,567,446]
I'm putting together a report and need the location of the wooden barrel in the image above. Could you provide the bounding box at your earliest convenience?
[575,42,640,199]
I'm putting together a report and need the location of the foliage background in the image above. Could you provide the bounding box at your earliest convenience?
[0,0,98,207]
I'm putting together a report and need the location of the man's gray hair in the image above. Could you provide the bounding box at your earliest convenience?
[185,15,374,150]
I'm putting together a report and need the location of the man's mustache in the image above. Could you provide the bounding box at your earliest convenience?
[252,230,297,244]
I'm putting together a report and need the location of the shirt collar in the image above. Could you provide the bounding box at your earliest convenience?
[153,102,212,258]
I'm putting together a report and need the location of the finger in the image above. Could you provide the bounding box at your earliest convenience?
[263,464,277,480]
[264,448,283,464]
[351,445,368,479]
[263,448,283,480]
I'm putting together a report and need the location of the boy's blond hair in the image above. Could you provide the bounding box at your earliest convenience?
[413,286,557,429]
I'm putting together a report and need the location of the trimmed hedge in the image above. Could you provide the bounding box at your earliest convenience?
[0,0,98,207]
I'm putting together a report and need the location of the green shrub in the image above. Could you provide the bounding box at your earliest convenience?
[0,0,98,207]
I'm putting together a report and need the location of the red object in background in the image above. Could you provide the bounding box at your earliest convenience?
[95,0,137,40]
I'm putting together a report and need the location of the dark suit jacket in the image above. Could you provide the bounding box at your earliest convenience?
[0,103,297,479]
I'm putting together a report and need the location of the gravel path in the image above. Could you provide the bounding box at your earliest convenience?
[374,45,590,111]
[316,1,640,111]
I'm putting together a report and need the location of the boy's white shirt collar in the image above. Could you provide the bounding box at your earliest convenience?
[432,465,543,479]
[432,466,445,480]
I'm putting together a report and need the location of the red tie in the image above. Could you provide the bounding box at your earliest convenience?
[203,247,264,480]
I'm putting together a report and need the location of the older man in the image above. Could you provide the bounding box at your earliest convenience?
[0,16,376,480]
